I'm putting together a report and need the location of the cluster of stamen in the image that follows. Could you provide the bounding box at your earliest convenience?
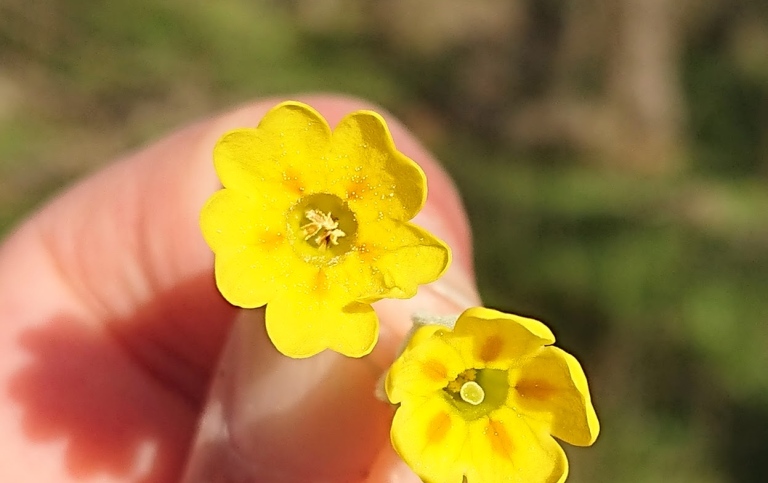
[446,368,485,406]
[301,209,346,251]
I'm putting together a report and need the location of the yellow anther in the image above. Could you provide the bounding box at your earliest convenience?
[446,368,478,393]
[459,381,485,406]
[301,209,346,250]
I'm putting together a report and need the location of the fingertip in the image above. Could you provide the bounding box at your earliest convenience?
[365,443,422,483]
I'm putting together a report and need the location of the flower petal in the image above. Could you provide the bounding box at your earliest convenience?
[320,251,385,302]
[386,328,467,403]
[214,248,286,308]
[327,111,427,222]
[453,307,556,370]
[213,101,332,196]
[511,346,600,446]
[391,395,469,483]
[357,219,451,300]
[326,301,379,357]
[265,285,379,358]
[463,407,569,483]
[201,189,294,308]
[200,188,290,254]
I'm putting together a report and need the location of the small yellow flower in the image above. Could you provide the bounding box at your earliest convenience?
[386,307,599,483]
[200,101,451,358]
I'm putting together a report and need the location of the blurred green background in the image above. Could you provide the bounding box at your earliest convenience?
[1,0,767,481]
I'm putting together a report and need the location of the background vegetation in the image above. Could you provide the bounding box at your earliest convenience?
[2,1,767,481]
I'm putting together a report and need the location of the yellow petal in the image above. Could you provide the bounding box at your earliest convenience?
[453,307,556,370]
[213,248,286,308]
[386,329,467,404]
[199,188,290,254]
[213,101,332,196]
[463,407,569,483]
[265,282,379,358]
[511,346,600,446]
[403,324,447,354]
[327,110,427,222]
[319,251,386,302]
[201,189,295,308]
[357,219,451,300]
[326,301,380,357]
[390,395,469,483]
[385,324,447,403]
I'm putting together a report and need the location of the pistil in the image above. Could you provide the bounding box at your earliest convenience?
[459,381,485,405]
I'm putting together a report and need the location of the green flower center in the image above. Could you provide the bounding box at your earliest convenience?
[443,368,509,420]
[288,193,358,263]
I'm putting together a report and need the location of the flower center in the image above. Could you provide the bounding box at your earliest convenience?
[288,193,358,263]
[443,368,509,420]
[301,209,346,251]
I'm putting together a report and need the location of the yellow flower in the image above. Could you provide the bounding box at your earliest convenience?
[200,101,451,358]
[386,307,599,483]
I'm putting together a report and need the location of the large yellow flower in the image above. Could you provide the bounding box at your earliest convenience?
[200,101,451,358]
[386,307,599,483]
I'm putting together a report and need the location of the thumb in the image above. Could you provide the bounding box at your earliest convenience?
[181,102,480,483]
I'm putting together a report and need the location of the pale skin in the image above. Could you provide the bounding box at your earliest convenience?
[0,95,480,482]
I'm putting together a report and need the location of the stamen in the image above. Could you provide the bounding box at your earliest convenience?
[301,209,346,251]
[459,381,485,406]
[446,368,477,393]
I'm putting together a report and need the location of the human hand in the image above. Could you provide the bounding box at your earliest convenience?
[0,95,480,482]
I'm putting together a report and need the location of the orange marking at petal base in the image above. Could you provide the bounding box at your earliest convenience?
[356,243,379,263]
[258,232,284,250]
[487,419,514,458]
[283,168,304,194]
[515,379,557,401]
[426,411,452,444]
[421,359,448,382]
[479,335,503,362]
[346,179,369,200]
[313,269,329,294]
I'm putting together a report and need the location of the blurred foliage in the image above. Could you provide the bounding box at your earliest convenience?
[1,0,768,482]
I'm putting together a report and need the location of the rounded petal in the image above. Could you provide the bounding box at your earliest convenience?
[386,329,467,404]
[511,346,600,446]
[453,307,556,370]
[385,324,447,403]
[213,101,332,196]
[326,111,427,222]
[391,396,469,483]
[214,246,290,309]
[326,301,379,357]
[357,219,451,300]
[265,287,379,358]
[200,188,290,254]
[403,324,447,354]
[462,407,569,483]
[320,251,387,302]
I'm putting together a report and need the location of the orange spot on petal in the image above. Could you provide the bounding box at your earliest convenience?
[313,269,329,294]
[426,411,452,444]
[356,243,379,263]
[346,179,371,201]
[283,168,304,194]
[421,359,448,382]
[515,379,557,401]
[258,232,284,250]
[487,419,514,459]
[479,335,503,362]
